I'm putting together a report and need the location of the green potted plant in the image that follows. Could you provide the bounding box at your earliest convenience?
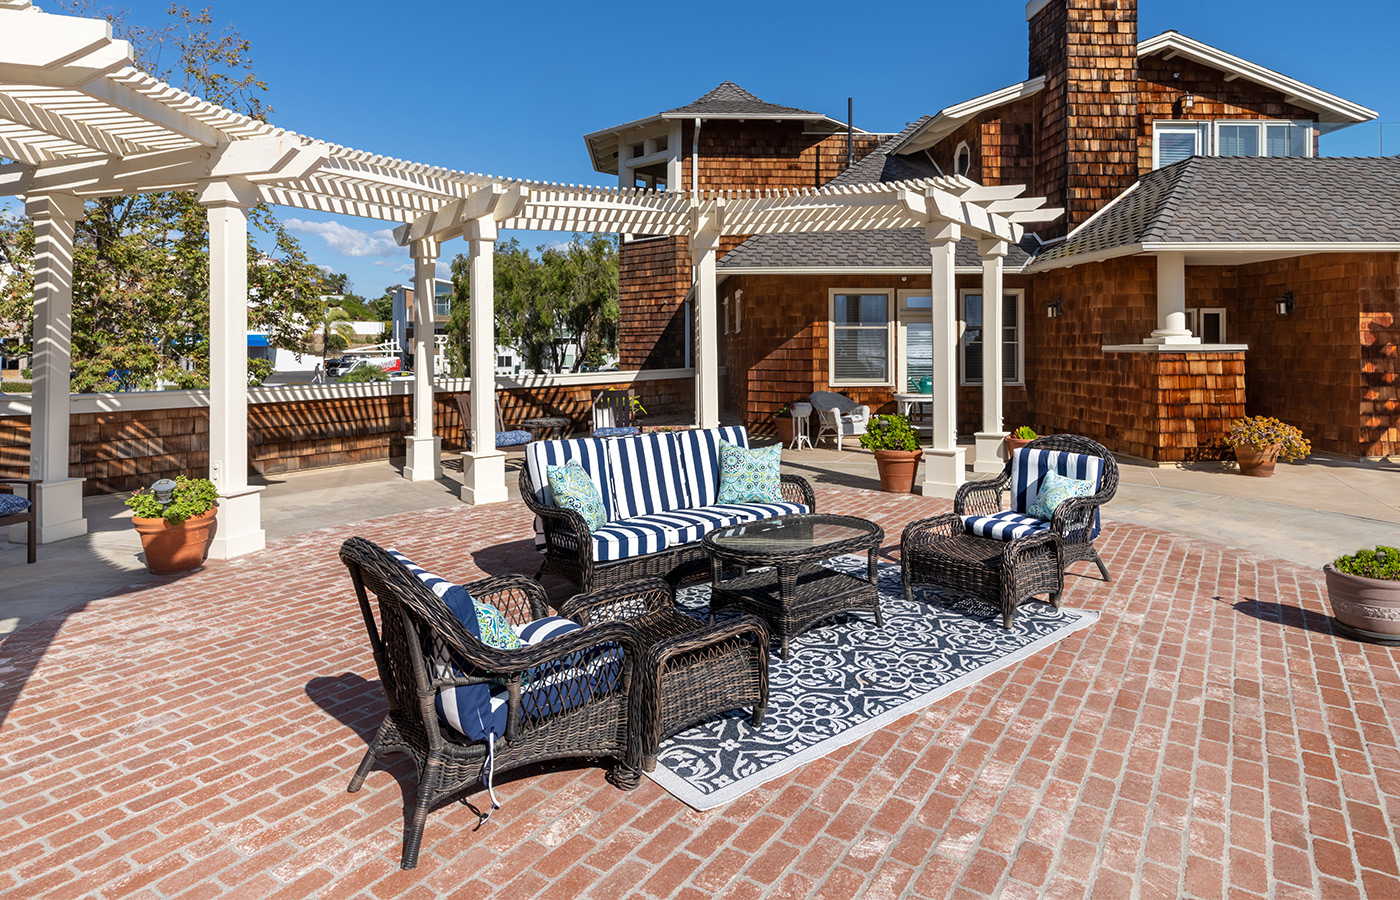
[1222,416,1310,477]
[860,414,923,493]
[1325,546,1400,644]
[1006,425,1038,455]
[774,404,794,446]
[126,476,220,575]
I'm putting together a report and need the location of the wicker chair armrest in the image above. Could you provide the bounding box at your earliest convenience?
[954,476,1007,517]
[1001,530,1064,592]
[647,613,770,669]
[901,512,964,548]
[1049,494,1102,544]
[465,573,551,622]
[780,473,816,510]
[560,578,672,624]
[437,618,643,680]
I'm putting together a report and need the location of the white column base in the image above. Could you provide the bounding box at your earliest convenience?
[7,477,87,544]
[1144,330,1200,345]
[973,432,1008,474]
[459,450,508,505]
[404,435,443,482]
[921,447,967,499]
[208,485,266,560]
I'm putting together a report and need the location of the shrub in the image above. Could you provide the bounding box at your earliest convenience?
[125,476,219,525]
[1,381,32,393]
[1333,546,1400,581]
[20,367,32,379]
[859,414,920,452]
[339,366,389,383]
[1011,425,1038,440]
[248,358,274,387]
[1223,416,1310,462]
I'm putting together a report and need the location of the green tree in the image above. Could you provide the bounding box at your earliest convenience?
[0,4,329,392]
[305,306,358,363]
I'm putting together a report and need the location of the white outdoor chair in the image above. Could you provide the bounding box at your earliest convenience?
[809,391,871,451]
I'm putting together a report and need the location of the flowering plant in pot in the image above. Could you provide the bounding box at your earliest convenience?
[125,476,220,575]
[1324,546,1400,644]
[1222,416,1310,477]
[859,414,923,492]
[1006,425,1038,455]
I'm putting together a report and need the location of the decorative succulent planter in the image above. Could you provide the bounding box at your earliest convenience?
[1005,437,1033,457]
[1234,443,1281,477]
[133,508,218,575]
[872,449,923,493]
[1324,564,1400,645]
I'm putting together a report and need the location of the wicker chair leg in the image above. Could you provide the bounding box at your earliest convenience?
[400,758,443,870]
[1089,548,1111,582]
[1049,592,1062,609]
[348,746,379,793]
[902,567,914,605]
[607,763,641,790]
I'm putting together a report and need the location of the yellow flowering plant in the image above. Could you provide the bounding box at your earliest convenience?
[1223,416,1310,462]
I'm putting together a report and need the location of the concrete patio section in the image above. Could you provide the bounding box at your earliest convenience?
[3,479,1400,899]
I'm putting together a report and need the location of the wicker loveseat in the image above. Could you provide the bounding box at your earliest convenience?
[521,426,816,592]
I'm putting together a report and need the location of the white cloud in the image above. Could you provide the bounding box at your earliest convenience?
[372,260,450,279]
[284,218,400,258]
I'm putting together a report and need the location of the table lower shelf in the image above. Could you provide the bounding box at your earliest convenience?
[710,565,881,659]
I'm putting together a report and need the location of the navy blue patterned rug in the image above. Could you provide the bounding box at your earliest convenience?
[650,558,1099,810]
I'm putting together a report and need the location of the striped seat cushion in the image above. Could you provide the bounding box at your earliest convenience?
[962,511,1051,542]
[1009,448,1105,538]
[620,501,809,547]
[528,439,616,549]
[675,426,749,508]
[606,432,688,519]
[590,519,669,562]
[0,494,29,517]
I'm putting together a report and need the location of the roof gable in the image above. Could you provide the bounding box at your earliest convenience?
[662,82,825,119]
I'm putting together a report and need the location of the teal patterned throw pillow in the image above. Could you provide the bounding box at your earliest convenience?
[474,601,521,650]
[1029,471,1095,522]
[716,441,782,504]
[547,461,607,532]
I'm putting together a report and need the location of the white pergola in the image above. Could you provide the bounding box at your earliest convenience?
[0,0,1060,557]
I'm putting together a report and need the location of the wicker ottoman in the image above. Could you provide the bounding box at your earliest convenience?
[900,513,1063,628]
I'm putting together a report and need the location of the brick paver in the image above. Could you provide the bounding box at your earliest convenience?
[2,486,1399,898]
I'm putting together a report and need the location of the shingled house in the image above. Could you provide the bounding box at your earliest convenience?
[586,0,1398,461]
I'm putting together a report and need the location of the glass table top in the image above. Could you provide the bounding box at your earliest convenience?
[705,514,879,555]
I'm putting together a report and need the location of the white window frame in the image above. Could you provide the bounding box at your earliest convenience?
[1214,120,1314,159]
[954,141,972,176]
[1152,120,1210,169]
[896,289,933,393]
[1184,307,1227,343]
[958,288,1025,387]
[828,288,894,388]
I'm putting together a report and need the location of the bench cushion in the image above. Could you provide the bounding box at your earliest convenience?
[591,519,669,562]
[675,426,749,508]
[1009,448,1105,537]
[620,501,809,547]
[962,511,1050,542]
[0,494,29,517]
[606,432,688,520]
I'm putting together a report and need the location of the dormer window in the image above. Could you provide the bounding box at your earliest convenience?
[954,141,972,176]
[1152,120,1314,169]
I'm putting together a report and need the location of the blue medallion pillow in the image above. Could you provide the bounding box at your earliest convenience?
[547,460,608,532]
[716,440,782,504]
[1029,471,1096,522]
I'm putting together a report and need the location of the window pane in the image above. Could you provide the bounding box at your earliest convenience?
[906,323,932,390]
[963,293,983,329]
[1290,124,1310,157]
[1201,311,1223,344]
[1157,131,1199,166]
[906,296,932,310]
[963,293,1023,385]
[833,294,887,326]
[833,328,888,382]
[1219,124,1259,157]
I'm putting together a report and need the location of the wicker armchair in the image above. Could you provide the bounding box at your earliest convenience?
[953,434,1119,580]
[338,537,642,869]
[809,391,871,451]
[0,477,38,564]
[521,467,816,592]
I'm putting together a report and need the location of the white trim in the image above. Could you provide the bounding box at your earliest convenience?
[1142,241,1400,253]
[1212,119,1313,159]
[958,288,1025,387]
[717,265,1018,279]
[1138,32,1376,126]
[1025,0,1052,20]
[828,288,895,388]
[1185,307,1227,343]
[954,140,972,177]
[898,78,1046,155]
[1152,120,1210,169]
[1103,343,1248,354]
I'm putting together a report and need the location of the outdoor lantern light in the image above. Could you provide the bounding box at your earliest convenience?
[1275,291,1295,317]
[151,478,177,505]
[1046,296,1063,319]
[1181,93,1196,110]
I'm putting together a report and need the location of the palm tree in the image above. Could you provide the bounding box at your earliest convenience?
[308,306,358,363]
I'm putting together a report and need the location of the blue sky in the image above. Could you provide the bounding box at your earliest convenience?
[17,1,1400,295]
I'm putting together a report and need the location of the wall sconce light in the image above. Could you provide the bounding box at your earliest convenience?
[1275,291,1295,317]
[1181,93,1196,110]
[1046,296,1063,319]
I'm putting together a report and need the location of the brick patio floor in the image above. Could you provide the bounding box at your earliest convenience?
[3,485,1399,899]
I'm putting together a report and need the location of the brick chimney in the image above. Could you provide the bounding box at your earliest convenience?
[1028,0,1139,236]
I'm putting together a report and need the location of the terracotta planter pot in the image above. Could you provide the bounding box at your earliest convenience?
[1005,436,1034,457]
[1324,564,1400,644]
[133,508,218,575]
[775,417,795,447]
[872,448,923,493]
[1234,444,1281,477]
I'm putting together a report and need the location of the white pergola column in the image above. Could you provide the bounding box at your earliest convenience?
[404,237,441,482]
[459,218,506,505]
[922,224,966,498]
[691,223,721,429]
[198,179,264,559]
[17,192,86,544]
[1146,251,1198,345]
[974,239,1008,474]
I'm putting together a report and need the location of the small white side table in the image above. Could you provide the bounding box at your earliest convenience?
[789,402,814,450]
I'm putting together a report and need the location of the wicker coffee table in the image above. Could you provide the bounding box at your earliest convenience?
[702,513,885,659]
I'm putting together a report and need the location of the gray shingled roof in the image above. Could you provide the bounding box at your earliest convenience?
[1030,156,1400,268]
[663,82,827,119]
[716,121,1037,271]
[717,229,1033,270]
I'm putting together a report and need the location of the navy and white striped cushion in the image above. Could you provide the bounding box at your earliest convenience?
[1009,448,1104,537]
[0,494,29,516]
[590,519,669,561]
[676,426,749,508]
[516,615,581,644]
[606,432,688,520]
[525,438,617,520]
[962,511,1050,541]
